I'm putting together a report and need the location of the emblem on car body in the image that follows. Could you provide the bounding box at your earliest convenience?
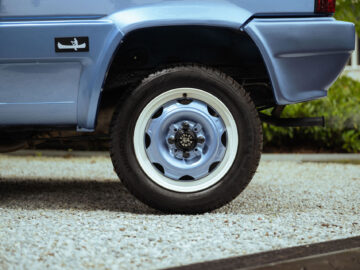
[55,37,89,52]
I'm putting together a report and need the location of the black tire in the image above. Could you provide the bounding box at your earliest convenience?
[110,65,262,214]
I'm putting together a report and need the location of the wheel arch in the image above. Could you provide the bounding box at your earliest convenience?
[93,24,274,132]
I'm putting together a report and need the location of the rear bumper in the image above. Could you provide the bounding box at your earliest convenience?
[245,18,355,104]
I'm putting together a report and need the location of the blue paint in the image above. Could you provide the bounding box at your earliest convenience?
[0,0,316,18]
[145,99,226,180]
[0,15,104,21]
[0,19,116,126]
[0,62,81,125]
[245,18,355,104]
[0,102,75,105]
[0,0,355,129]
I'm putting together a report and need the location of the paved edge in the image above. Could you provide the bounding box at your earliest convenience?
[252,248,360,270]
[2,150,360,162]
[162,236,360,270]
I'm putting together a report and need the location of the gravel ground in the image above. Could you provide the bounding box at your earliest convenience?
[0,154,359,270]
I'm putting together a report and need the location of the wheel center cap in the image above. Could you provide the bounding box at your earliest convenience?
[175,129,197,151]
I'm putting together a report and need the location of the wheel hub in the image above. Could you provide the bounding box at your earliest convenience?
[175,123,197,151]
[166,120,206,160]
[143,95,230,182]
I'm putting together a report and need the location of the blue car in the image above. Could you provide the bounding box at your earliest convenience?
[0,0,355,213]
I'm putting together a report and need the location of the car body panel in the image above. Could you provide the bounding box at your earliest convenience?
[245,18,355,104]
[0,0,355,129]
[0,62,79,125]
[0,0,315,19]
[0,19,120,127]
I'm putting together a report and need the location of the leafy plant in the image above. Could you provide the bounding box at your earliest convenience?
[263,76,360,152]
[336,0,360,34]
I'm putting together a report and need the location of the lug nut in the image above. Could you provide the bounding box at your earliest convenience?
[168,136,175,144]
[197,136,205,144]
[183,152,190,159]
[193,123,202,133]
[182,121,190,130]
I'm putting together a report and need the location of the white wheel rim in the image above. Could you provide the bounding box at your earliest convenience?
[133,88,238,193]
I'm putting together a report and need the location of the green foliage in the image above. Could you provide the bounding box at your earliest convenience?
[263,76,360,152]
[335,0,360,34]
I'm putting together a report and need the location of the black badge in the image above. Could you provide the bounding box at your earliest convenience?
[55,37,89,52]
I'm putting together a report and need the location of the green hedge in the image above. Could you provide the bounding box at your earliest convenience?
[335,0,360,35]
[262,76,360,153]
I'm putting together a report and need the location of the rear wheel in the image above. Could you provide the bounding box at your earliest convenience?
[110,65,262,213]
